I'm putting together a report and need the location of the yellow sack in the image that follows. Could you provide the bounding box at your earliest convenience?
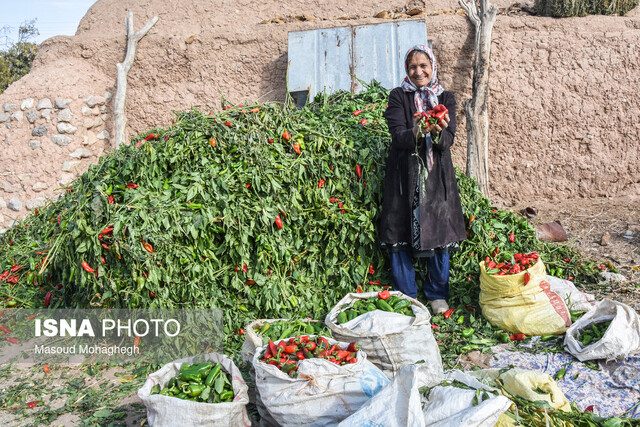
[495,369,571,426]
[479,258,571,335]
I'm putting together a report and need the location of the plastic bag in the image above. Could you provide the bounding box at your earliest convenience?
[479,259,571,335]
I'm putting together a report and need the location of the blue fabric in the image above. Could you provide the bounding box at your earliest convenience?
[390,250,449,300]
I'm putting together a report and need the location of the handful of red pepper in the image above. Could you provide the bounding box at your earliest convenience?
[259,336,360,377]
[484,251,539,278]
[413,104,448,128]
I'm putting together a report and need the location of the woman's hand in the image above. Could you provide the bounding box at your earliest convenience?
[413,113,450,139]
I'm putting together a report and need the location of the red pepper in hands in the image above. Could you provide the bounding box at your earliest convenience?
[368,264,375,275]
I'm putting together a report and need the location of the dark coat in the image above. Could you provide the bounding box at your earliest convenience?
[379,87,466,251]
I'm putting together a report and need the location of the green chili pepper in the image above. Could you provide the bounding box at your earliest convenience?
[457,315,465,325]
[219,390,234,402]
[540,334,557,342]
[205,364,222,387]
[151,384,161,394]
[188,383,206,397]
[462,327,475,338]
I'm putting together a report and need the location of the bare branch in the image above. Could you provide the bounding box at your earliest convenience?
[113,12,158,149]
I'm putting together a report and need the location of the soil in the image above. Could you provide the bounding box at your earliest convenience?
[505,194,640,310]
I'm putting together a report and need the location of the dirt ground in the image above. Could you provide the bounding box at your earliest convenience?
[506,194,640,310]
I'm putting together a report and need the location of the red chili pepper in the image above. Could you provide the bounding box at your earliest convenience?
[0,271,9,281]
[108,195,115,204]
[6,336,19,344]
[563,258,570,263]
[510,333,525,341]
[6,275,18,284]
[378,290,390,300]
[275,215,283,229]
[101,226,114,235]
[57,284,62,289]
[282,130,291,141]
[236,329,245,335]
[224,121,232,127]
[568,276,575,281]
[11,264,20,273]
[101,256,106,265]
[209,138,217,147]
[142,241,154,254]
[346,342,360,353]
[360,118,367,125]
[356,285,363,293]
[431,104,448,124]
[492,247,499,257]
[81,262,95,273]
[465,305,476,311]
[368,280,380,285]
[44,292,52,308]
[508,233,515,243]
[242,264,248,274]
[0,325,10,334]
[149,291,156,298]
[27,400,39,409]
[353,110,364,116]
[292,142,301,155]
[44,365,51,374]
[368,264,375,275]
[268,138,274,143]
[355,165,362,179]
[135,140,144,148]
[431,324,439,330]
[318,179,326,188]
[443,308,454,319]
[126,183,138,189]
[523,272,531,286]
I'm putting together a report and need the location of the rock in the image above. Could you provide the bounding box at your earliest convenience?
[25,197,47,210]
[0,198,5,209]
[84,117,103,129]
[96,130,110,140]
[29,140,41,150]
[11,111,23,121]
[57,123,77,134]
[57,108,73,122]
[26,110,38,123]
[41,109,52,121]
[83,131,97,145]
[37,98,53,110]
[51,134,72,146]
[0,113,9,123]
[623,230,634,239]
[2,182,21,193]
[85,95,106,108]
[81,106,94,116]
[100,105,108,114]
[7,197,22,211]
[628,224,640,232]
[21,98,34,110]
[69,148,94,159]
[3,103,18,113]
[32,182,48,192]
[5,123,11,130]
[600,231,610,246]
[600,271,627,283]
[32,125,47,137]
[55,98,72,109]
[59,173,75,186]
[62,160,81,172]
[104,91,112,102]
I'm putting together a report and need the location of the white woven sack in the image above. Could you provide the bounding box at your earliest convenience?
[564,299,640,362]
[546,275,596,313]
[420,370,513,427]
[138,353,251,427]
[253,337,389,427]
[241,318,287,364]
[325,291,442,378]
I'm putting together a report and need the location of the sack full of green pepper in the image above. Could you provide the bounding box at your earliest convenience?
[138,353,250,426]
[564,299,640,362]
[325,291,442,379]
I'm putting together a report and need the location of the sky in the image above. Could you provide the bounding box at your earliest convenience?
[0,0,97,48]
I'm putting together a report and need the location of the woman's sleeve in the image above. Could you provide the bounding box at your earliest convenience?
[383,89,417,151]
[433,92,456,152]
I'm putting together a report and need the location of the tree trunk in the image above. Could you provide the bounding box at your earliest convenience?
[113,12,158,149]
[458,0,497,198]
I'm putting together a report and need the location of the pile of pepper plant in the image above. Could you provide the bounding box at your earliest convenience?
[0,82,603,359]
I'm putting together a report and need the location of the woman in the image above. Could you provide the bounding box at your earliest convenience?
[380,45,466,314]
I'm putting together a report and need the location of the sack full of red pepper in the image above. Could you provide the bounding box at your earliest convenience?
[325,291,442,379]
[479,252,572,336]
[252,335,389,426]
[138,352,250,427]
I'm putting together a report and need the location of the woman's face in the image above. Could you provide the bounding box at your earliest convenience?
[407,52,432,88]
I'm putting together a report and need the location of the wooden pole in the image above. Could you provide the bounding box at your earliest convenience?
[458,0,497,197]
[113,12,158,149]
